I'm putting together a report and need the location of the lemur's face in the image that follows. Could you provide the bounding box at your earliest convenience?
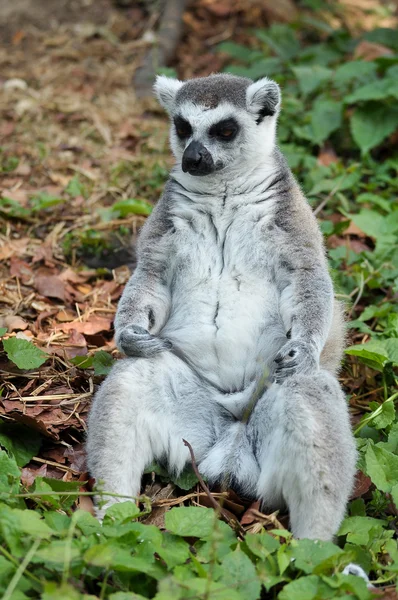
[171,104,247,176]
[154,74,281,177]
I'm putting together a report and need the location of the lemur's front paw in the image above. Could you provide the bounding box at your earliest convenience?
[274,340,318,383]
[117,325,172,357]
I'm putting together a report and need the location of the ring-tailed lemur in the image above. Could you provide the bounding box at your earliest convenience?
[87,74,357,540]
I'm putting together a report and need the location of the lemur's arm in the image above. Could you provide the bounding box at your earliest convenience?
[273,194,333,381]
[114,197,173,357]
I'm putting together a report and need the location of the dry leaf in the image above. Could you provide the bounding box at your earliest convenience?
[0,238,29,261]
[10,257,33,282]
[21,463,47,487]
[57,315,112,335]
[350,471,372,499]
[35,273,67,301]
[2,315,29,332]
[354,40,393,61]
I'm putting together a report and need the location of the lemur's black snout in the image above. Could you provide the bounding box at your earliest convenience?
[182,141,215,176]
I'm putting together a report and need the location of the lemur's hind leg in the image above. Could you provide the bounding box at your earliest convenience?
[87,353,218,517]
[247,370,356,540]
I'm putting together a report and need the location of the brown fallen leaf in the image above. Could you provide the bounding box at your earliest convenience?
[0,121,15,137]
[343,222,367,237]
[317,145,339,167]
[0,238,29,261]
[1,315,28,332]
[327,235,371,254]
[77,493,95,514]
[142,505,168,528]
[32,243,54,265]
[350,471,372,499]
[35,272,68,301]
[59,268,94,284]
[64,444,87,472]
[21,463,47,487]
[10,257,33,283]
[56,309,77,322]
[57,315,112,335]
[240,500,261,525]
[354,40,393,61]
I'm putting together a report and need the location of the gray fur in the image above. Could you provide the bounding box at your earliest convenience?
[176,74,251,109]
[87,74,357,538]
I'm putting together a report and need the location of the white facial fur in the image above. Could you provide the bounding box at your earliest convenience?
[154,76,281,179]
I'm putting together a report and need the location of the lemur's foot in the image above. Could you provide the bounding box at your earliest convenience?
[118,325,172,357]
[274,340,317,383]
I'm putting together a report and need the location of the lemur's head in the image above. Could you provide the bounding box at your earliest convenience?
[154,73,281,177]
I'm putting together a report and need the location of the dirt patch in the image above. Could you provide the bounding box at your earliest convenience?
[0,0,117,43]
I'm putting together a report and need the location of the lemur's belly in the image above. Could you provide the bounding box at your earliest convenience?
[161,269,286,392]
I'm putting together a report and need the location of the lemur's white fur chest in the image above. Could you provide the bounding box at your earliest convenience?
[161,187,287,392]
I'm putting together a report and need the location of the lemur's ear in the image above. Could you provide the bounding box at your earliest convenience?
[246,78,281,124]
[154,76,183,113]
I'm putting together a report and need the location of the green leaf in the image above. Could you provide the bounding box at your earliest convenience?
[255,24,300,61]
[292,65,332,95]
[350,104,398,154]
[42,582,85,600]
[172,465,199,490]
[65,176,86,198]
[109,594,148,600]
[345,346,389,371]
[346,338,398,369]
[365,444,398,493]
[321,573,372,600]
[0,197,29,218]
[112,198,153,217]
[244,532,280,559]
[30,192,64,212]
[338,515,387,545]
[0,328,7,337]
[104,501,140,523]
[0,450,21,501]
[311,98,342,145]
[391,483,398,511]
[0,504,55,539]
[345,78,398,103]
[364,28,398,52]
[224,58,282,79]
[0,555,15,588]
[378,423,398,453]
[334,61,378,87]
[84,541,165,577]
[219,549,261,600]
[92,350,115,376]
[356,192,391,213]
[83,543,133,569]
[164,506,216,538]
[2,337,48,370]
[0,421,41,467]
[368,399,395,429]
[33,478,82,510]
[279,574,320,600]
[217,41,257,63]
[43,512,70,534]
[349,209,398,240]
[32,539,81,566]
[290,539,343,574]
[308,170,361,196]
[157,533,190,569]
[70,355,93,369]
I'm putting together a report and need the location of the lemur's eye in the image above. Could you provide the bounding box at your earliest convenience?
[219,129,234,138]
[174,117,192,139]
[209,119,239,142]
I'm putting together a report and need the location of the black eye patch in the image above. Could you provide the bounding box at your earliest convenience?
[174,116,192,139]
[209,119,239,142]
